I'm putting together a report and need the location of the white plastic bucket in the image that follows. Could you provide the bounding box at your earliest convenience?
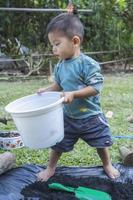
[5,92,64,149]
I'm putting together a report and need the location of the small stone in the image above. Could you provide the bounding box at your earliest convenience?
[127,115,133,123]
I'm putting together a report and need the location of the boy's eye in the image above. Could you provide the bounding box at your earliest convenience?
[55,43,60,46]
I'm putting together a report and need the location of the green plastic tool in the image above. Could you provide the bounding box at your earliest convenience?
[49,183,112,200]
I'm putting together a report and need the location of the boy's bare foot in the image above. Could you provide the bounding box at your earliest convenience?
[37,167,55,182]
[104,164,120,179]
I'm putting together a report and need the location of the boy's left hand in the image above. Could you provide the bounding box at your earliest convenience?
[61,92,74,104]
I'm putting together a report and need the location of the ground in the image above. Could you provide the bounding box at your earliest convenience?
[0,73,132,167]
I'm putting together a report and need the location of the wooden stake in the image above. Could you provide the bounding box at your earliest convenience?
[119,146,133,166]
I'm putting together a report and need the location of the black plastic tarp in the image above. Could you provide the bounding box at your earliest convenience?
[0,163,133,200]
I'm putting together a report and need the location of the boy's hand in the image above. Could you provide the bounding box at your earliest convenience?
[37,88,46,95]
[61,92,75,104]
[37,82,61,95]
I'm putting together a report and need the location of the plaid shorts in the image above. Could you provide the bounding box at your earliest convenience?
[52,113,113,152]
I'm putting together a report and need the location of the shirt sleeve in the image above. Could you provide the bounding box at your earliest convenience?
[54,63,61,86]
[82,58,104,93]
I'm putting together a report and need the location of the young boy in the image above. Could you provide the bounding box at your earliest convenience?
[37,13,120,181]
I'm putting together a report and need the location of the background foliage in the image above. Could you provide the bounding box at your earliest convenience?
[0,0,133,61]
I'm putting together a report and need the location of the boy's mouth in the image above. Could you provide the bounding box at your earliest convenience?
[54,54,60,58]
[53,53,59,56]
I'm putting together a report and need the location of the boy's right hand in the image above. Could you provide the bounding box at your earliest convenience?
[37,82,61,95]
[37,88,46,95]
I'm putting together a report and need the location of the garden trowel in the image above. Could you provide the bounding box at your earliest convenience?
[49,182,111,200]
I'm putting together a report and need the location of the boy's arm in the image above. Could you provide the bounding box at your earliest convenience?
[63,86,98,104]
[73,86,98,98]
[37,82,61,94]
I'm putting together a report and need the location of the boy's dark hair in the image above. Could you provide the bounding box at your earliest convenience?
[46,13,84,42]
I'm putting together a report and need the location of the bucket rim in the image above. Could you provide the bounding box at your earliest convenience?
[5,92,64,115]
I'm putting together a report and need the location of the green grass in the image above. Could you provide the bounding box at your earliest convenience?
[0,74,133,167]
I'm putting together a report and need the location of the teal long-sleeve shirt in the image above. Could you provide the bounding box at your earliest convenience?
[54,53,104,119]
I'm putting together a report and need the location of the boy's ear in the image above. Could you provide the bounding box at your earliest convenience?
[72,36,80,46]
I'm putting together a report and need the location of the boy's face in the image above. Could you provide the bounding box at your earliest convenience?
[48,31,77,60]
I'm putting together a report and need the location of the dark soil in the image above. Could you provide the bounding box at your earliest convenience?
[0,131,19,138]
[22,174,133,200]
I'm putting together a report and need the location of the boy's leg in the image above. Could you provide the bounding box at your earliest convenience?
[37,149,62,182]
[37,115,79,182]
[97,147,120,179]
